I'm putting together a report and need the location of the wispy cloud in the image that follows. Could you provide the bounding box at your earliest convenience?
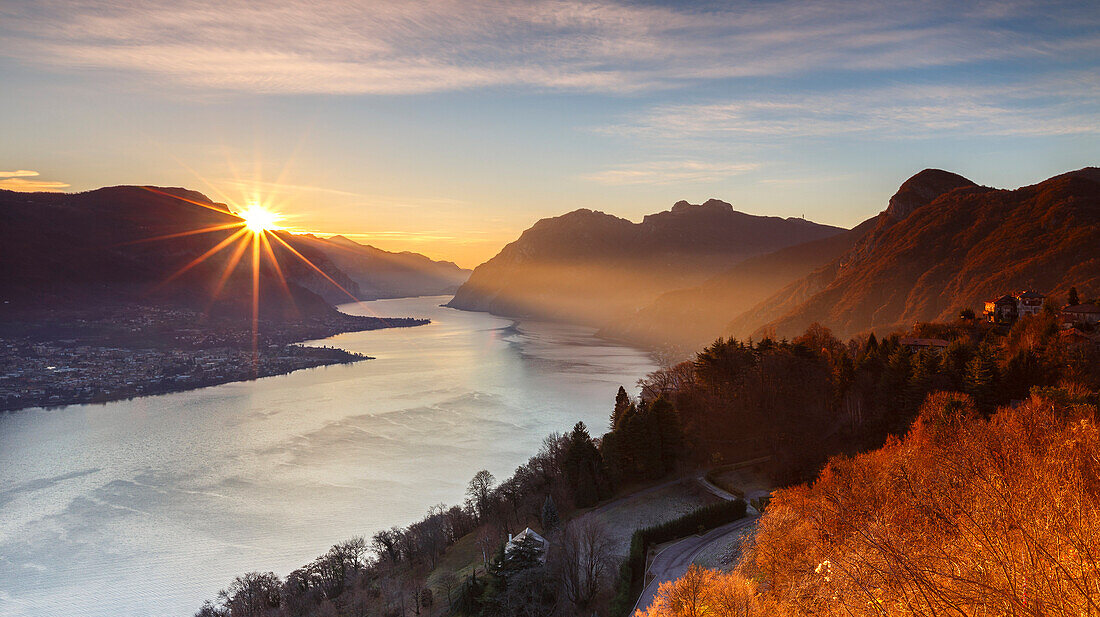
[582,160,758,185]
[602,75,1100,142]
[0,170,70,192]
[1,0,1096,95]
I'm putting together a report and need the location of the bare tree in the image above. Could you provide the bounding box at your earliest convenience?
[436,571,459,609]
[553,518,616,613]
[476,526,499,568]
[466,469,496,522]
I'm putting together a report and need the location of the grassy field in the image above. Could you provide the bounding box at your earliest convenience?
[425,528,487,593]
[576,479,722,558]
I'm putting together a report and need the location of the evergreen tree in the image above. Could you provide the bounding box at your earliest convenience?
[1069,286,1081,306]
[563,422,602,507]
[540,495,560,532]
[905,351,938,412]
[501,535,546,575]
[610,386,631,430]
[650,397,684,474]
[964,346,1000,411]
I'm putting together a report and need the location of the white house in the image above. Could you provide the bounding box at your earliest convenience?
[505,527,549,563]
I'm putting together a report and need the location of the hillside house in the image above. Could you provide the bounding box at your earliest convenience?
[505,527,549,564]
[1017,290,1046,317]
[1062,304,1100,327]
[985,294,1019,325]
[984,290,1046,325]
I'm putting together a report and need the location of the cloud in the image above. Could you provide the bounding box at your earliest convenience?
[602,75,1100,142]
[582,160,758,185]
[0,0,1096,95]
[0,170,70,192]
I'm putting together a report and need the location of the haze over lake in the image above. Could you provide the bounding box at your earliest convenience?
[0,296,656,617]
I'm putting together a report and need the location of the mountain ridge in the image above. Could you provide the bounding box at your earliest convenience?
[727,167,1100,340]
[447,200,846,327]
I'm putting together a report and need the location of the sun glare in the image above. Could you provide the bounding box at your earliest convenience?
[240,205,281,233]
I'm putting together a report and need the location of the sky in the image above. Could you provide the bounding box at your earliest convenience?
[1,0,1098,268]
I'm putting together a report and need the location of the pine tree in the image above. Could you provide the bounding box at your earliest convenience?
[540,495,560,532]
[564,422,602,507]
[502,534,546,575]
[1069,286,1081,306]
[610,386,631,430]
[964,346,1000,411]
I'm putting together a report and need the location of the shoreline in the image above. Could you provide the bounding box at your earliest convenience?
[0,311,428,413]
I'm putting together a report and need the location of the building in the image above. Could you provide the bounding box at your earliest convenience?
[985,294,1019,324]
[984,290,1046,325]
[1062,304,1100,327]
[506,527,549,564]
[1016,290,1046,317]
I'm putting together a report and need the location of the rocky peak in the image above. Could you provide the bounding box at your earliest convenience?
[885,169,977,220]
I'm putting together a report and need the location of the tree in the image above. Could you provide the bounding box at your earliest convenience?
[639,565,773,617]
[563,422,602,507]
[737,392,1100,617]
[436,571,460,609]
[964,345,999,410]
[502,534,547,575]
[540,495,560,532]
[553,518,616,613]
[217,571,282,617]
[466,469,496,522]
[1069,285,1081,306]
[371,527,402,564]
[499,566,557,617]
[611,386,632,429]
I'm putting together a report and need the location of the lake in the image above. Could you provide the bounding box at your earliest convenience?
[0,296,657,617]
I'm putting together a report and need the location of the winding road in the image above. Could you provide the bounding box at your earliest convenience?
[631,472,765,614]
[632,516,757,613]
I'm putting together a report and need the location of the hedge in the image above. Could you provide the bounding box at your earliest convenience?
[609,498,747,616]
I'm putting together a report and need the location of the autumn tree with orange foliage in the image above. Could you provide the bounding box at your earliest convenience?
[641,390,1100,617]
[736,390,1100,616]
[637,565,782,617]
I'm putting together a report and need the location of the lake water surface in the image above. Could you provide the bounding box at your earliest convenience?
[0,297,656,617]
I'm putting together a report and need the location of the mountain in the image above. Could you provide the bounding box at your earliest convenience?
[600,217,879,350]
[447,199,845,327]
[293,234,470,300]
[726,168,1100,340]
[0,186,358,319]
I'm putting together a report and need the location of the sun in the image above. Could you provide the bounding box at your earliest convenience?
[239,204,281,233]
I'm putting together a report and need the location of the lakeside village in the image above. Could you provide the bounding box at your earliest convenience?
[0,304,424,412]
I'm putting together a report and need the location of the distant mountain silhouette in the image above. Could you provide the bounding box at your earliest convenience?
[447,199,844,326]
[726,168,1100,340]
[0,186,451,320]
[294,234,469,300]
